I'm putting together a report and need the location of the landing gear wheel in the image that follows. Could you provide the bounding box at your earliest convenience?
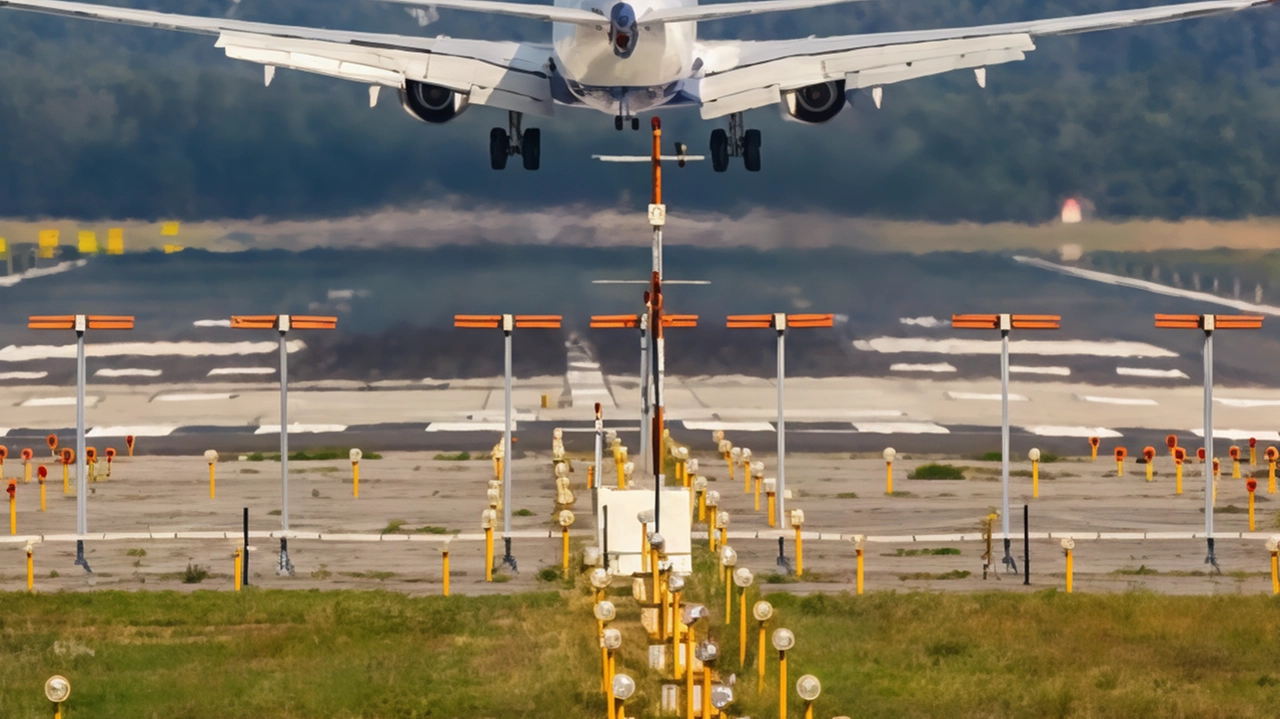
[522,128,541,171]
[743,129,762,172]
[710,129,729,173]
[489,128,509,170]
[615,116,624,131]
[631,117,640,131]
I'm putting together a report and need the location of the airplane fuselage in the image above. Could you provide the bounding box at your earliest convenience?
[552,0,697,114]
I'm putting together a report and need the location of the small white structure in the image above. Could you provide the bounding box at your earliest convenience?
[596,487,693,575]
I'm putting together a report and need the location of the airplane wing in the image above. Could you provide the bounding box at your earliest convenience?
[697,0,1273,119]
[0,0,556,116]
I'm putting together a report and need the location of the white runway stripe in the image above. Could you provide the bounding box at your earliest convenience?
[1190,428,1280,442]
[208,367,275,376]
[88,425,177,438]
[0,341,305,362]
[96,368,162,378]
[853,422,949,434]
[193,319,232,328]
[1010,365,1070,376]
[682,421,776,432]
[155,393,237,402]
[855,337,1175,358]
[946,392,1028,401]
[255,424,348,434]
[890,363,957,373]
[1215,398,1280,408]
[21,396,100,407]
[1025,425,1122,438]
[426,422,508,432]
[1078,395,1158,406]
[1117,367,1189,379]
[0,371,47,380]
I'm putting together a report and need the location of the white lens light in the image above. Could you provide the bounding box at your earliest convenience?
[688,458,700,472]
[349,448,362,462]
[602,628,622,649]
[733,567,754,587]
[883,447,896,462]
[1268,536,1280,552]
[797,674,822,701]
[720,546,737,567]
[594,600,616,622]
[694,640,719,663]
[590,568,612,589]
[554,462,568,478]
[711,684,735,708]
[772,628,796,651]
[751,460,764,474]
[682,603,709,624]
[1060,538,1076,551]
[650,533,666,551]
[753,600,774,622]
[44,676,71,703]
[669,575,685,592]
[558,510,575,527]
[204,449,218,462]
[1028,448,1041,462]
[717,511,730,528]
[706,490,721,507]
[612,673,636,700]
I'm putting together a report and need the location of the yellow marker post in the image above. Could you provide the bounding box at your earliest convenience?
[721,547,737,625]
[78,230,98,254]
[1062,538,1075,593]
[26,542,34,592]
[234,548,242,592]
[753,600,773,694]
[37,229,58,259]
[694,477,707,522]
[1029,448,1041,498]
[1247,480,1258,531]
[1230,446,1242,479]
[1268,447,1279,494]
[442,548,451,596]
[853,534,866,595]
[107,227,124,255]
[706,493,720,551]
[350,448,362,498]
[738,584,747,667]
[587,465,595,489]
[717,512,729,562]
[764,478,777,528]
[7,480,16,535]
[205,450,218,499]
[37,466,47,512]
[669,578,684,680]
[740,447,753,494]
[884,447,896,495]
[1268,537,1280,595]
[774,629,795,719]
[791,509,806,577]
[685,624,695,719]
[482,508,497,582]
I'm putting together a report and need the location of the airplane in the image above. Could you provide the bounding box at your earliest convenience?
[0,0,1272,172]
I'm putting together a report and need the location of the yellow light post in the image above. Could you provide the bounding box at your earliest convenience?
[233,547,243,592]
[1268,447,1279,494]
[1028,448,1041,498]
[105,447,115,478]
[718,439,734,484]
[639,510,652,574]
[797,674,822,719]
[45,675,71,718]
[1115,447,1127,477]
[752,461,765,512]
[601,628,622,718]
[7,480,15,535]
[1213,458,1221,503]
[37,466,47,512]
[350,448,362,498]
[1174,448,1186,495]
[693,476,708,523]
[681,603,709,719]
[1247,480,1258,531]
[482,507,497,582]
[694,639,720,719]
[791,509,807,576]
[853,534,866,595]
[705,491,720,551]
[1089,436,1100,461]
[733,567,753,666]
[85,447,97,484]
[764,478,777,528]
[1142,446,1156,482]
[883,447,896,495]
[740,447,753,494]
[669,575,685,679]
[1062,538,1075,593]
[611,673,635,719]
[716,512,730,569]
[205,450,218,499]
[60,448,73,495]
[26,540,35,592]
[595,599,617,694]
[21,448,32,484]
[1268,536,1280,595]
[622,459,634,490]
[675,446,690,487]
[559,510,575,578]
[126,434,135,457]
[651,534,666,635]
[442,546,451,597]
[753,600,773,693]
[727,444,740,485]
[773,628,796,719]
[1249,437,1258,467]
[721,546,738,624]
[1230,446,1242,479]
[493,440,505,484]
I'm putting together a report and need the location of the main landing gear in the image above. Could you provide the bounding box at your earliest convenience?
[709,112,761,173]
[490,111,540,171]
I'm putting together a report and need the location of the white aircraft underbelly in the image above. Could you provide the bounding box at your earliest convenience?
[553,19,694,87]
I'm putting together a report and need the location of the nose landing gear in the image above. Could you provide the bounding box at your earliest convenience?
[490,111,540,171]
[709,112,761,172]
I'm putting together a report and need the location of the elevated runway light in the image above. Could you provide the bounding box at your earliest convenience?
[852,534,867,595]
[719,440,734,482]
[797,674,822,718]
[25,539,34,592]
[1250,437,1258,467]
[1114,447,1127,478]
[791,509,807,576]
[1142,446,1156,482]
[734,567,754,665]
[1061,538,1076,593]
[1166,434,1179,459]
[681,603,710,719]
[6,479,15,535]
[45,674,71,707]
[720,545,738,622]
[752,460,765,511]
[559,510,575,577]
[21,448,32,484]
[1267,536,1280,595]
[1230,446,1242,478]
[740,447,753,494]
[669,575,686,678]
[46,434,57,459]
[125,434,135,457]
[1155,313,1264,572]
[773,628,796,719]
[1089,436,1100,461]
[754,600,774,691]
[883,447,896,495]
[764,477,778,527]
[675,446,690,487]
[482,507,498,582]
[1174,447,1187,495]
[37,466,47,512]
[695,639,721,718]
[1267,447,1279,493]
[1247,480,1258,531]
[730,447,743,485]
[1028,448,1041,498]
[693,475,708,522]
[705,491,721,550]
[104,447,115,478]
[1197,447,1207,464]
[716,511,730,559]
[350,448,362,498]
[60,448,73,495]
[205,450,218,499]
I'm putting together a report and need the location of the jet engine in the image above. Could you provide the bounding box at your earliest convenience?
[781,80,846,124]
[400,80,470,124]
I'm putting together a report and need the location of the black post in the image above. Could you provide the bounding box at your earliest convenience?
[242,507,250,587]
[1022,504,1030,586]
[602,505,610,571]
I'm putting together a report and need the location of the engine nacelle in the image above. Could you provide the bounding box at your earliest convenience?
[781,80,846,124]
[400,80,469,124]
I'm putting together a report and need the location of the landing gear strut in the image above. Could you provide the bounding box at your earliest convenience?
[710,112,761,172]
[490,111,540,171]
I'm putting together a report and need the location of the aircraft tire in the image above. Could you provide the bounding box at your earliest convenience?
[522,128,541,171]
[710,129,729,173]
[743,129,762,172]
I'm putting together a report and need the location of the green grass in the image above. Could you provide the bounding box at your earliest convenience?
[514,509,535,517]
[909,463,966,480]
[381,519,407,534]
[244,449,382,462]
[414,525,454,535]
[433,452,472,461]
[891,548,962,557]
[126,548,147,558]
[181,564,209,584]
[836,492,858,499]
[897,570,972,581]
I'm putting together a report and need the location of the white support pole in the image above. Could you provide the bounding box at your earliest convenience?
[1203,319,1216,569]
[75,320,86,536]
[594,403,603,488]
[1000,316,1015,572]
[775,314,787,528]
[503,315,514,543]
[639,315,650,474]
[279,319,290,532]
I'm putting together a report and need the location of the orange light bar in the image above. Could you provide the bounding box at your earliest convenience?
[28,315,136,330]
[727,314,773,329]
[663,314,698,328]
[1154,314,1264,330]
[787,313,834,328]
[455,314,502,329]
[591,314,640,329]
[951,314,1061,330]
[231,315,337,330]
[515,315,562,329]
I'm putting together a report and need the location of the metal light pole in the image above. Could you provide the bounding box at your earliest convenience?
[594,402,604,487]
[726,313,833,527]
[952,313,1060,573]
[455,313,562,571]
[639,314,650,474]
[1155,313,1263,571]
[231,314,337,576]
[28,314,134,572]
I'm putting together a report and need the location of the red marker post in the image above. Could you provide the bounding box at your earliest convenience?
[1247,479,1259,531]
[1229,446,1241,479]
[37,465,47,512]
[21,448,32,484]
[45,434,57,458]
[1142,446,1156,482]
[1115,447,1128,477]
[1267,447,1278,494]
[1088,436,1100,461]
[1174,447,1187,495]
[105,447,116,478]
[125,434,135,457]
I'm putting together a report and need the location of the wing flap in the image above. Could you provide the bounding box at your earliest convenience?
[848,48,1027,88]
[701,85,782,119]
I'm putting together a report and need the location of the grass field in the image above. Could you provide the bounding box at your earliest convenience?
[4,579,1280,717]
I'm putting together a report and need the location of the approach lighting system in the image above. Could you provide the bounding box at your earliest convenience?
[797,674,822,701]
[772,628,796,651]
